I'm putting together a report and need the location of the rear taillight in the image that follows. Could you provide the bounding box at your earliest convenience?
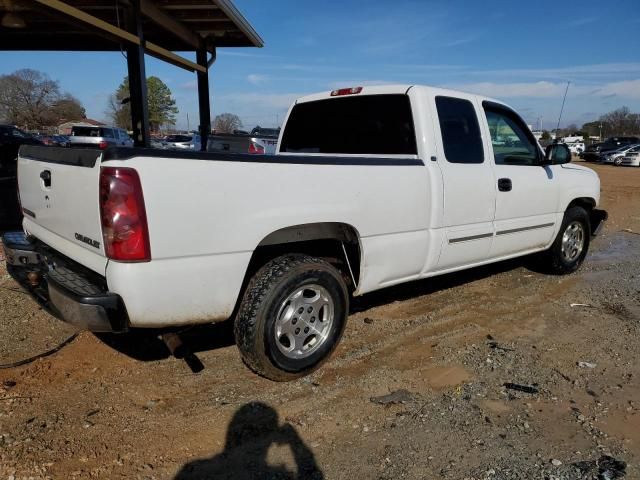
[98,140,109,150]
[99,167,150,262]
[248,141,265,154]
[330,86,362,97]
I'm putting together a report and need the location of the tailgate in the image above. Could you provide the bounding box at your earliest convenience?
[17,145,107,274]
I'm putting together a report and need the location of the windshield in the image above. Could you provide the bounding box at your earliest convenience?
[72,126,103,137]
[165,135,192,142]
[252,128,280,137]
[0,126,31,138]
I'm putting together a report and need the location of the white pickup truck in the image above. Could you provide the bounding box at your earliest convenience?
[4,85,606,381]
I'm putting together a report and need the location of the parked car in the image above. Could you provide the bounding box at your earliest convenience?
[581,136,640,162]
[36,134,69,147]
[0,125,42,227]
[207,129,279,155]
[5,84,607,381]
[601,144,640,165]
[566,142,585,155]
[620,151,640,167]
[67,125,133,149]
[164,133,201,150]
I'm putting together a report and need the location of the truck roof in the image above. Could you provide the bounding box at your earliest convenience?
[294,84,510,110]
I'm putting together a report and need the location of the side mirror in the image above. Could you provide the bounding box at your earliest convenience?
[544,143,571,165]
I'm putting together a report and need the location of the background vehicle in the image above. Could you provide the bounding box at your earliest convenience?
[0,125,42,227]
[5,85,606,381]
[164,133,201,150]
[207,128,279,154]
[566,142,585,155]
[581,136,640,162]
[36,134,69,147]
[601,144,640,165]
[620,151,640,167]
[68,126,133,149]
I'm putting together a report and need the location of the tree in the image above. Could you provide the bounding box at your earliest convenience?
[51,95,86,122]
[598,107,640,136]
[213,113,242,133]
[540,130,551,141]
[108,76,178,131]
[0,69,86,130]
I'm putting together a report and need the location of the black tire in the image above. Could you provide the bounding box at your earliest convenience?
[234,254,349,381]
[614,157,623,166]
[541,206,591,274]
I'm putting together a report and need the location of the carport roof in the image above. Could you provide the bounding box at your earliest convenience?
[0,0,263,54]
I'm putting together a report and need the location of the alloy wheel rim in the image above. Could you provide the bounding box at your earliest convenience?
[561,221,585,262]
[274,284,335,360]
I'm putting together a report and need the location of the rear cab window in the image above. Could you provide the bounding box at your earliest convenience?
[280,94,417,155]
[435,96,484,164]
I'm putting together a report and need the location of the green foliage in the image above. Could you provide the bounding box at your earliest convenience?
[540,130,551,141]
[108,76,178,131]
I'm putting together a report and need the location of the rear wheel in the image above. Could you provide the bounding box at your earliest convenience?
[234,254,349,381]
[541,206,590,274]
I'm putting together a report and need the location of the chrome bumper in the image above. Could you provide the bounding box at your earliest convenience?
[2,232,128,333]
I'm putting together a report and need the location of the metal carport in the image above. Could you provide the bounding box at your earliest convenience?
[0,0,263,149]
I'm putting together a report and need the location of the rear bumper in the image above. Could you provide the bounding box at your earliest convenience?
[2,232,128,333]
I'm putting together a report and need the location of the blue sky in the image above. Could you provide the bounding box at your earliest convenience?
[2,0,639,130]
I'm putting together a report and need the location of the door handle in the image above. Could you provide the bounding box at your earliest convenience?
[498,178,512,192]
[40,170,52,188]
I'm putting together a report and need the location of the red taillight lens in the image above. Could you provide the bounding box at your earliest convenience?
[98,140,109,150]
[99,167,150,262]
[330,86,363,97]
[248,142,265,154]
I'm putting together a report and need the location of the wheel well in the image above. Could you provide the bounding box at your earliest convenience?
[567,197,595,212]
[245,223,361,292]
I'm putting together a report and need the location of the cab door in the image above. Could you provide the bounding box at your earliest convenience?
[481,101,560,258]
[431,94,496,270]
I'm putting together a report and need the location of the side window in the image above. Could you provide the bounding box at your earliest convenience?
[435,96,484,164]
[483,107,539,166]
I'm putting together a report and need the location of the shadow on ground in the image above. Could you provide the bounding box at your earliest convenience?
[173,401,323,480]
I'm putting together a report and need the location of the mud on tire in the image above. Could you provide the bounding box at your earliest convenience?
[234,254,349,381]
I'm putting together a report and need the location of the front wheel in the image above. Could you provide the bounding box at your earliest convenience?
[541,206,590,274]
[234,254,349,381]
[614,157,623,166]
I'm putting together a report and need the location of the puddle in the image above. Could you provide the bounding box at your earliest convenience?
[589,231,640,263]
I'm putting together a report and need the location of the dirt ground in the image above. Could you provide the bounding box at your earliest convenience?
[1,160,639,480]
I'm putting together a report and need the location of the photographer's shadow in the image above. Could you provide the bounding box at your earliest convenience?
[174,402,324,480]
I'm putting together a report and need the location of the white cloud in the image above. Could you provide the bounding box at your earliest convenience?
[445,78,640,100]
[447,81,567,98]
[247,74,268,85]
[219,92,304,110]
[180,80,197,90]
[326,79,399,89]
[595,79,640,99]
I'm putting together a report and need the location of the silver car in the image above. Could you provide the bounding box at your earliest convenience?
[164,133,201,150]
[67,126,134,149]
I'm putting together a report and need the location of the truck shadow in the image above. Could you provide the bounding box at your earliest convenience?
[173,401,324,480]
[95,255,539,368]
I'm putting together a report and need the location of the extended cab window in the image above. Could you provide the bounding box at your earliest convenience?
[435,96,484,164]
[280,94,417,155]
[483,104,539,166]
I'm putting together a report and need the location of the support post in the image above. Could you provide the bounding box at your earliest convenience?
[126,0,150,147]
[196,46,212,152]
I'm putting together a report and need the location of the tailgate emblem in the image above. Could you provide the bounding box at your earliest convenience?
[75,233,100,249]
